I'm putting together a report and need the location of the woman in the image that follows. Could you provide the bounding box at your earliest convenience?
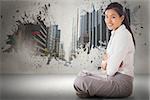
[73,2,136,98]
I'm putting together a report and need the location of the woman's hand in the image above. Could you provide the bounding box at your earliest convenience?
[100,52,108,70]
[100,60,107,70]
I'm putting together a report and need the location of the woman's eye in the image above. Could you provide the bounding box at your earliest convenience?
[112,16,116,19]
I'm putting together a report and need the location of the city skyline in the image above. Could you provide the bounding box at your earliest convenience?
[0,0,112,61]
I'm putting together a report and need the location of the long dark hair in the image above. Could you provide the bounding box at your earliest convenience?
[105,2,136,47]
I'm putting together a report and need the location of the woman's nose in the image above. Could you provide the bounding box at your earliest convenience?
[106,18,112,24]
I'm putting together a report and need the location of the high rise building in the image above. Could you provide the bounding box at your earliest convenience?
[16,22,48,56]
[16,19,62,57]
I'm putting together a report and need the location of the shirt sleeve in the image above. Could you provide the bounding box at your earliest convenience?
[106,31,130,76]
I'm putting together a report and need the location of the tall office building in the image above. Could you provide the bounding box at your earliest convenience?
[47,24,61,58]
[59,42,65,60]
[16,22,48,56]
[16,18,62,57]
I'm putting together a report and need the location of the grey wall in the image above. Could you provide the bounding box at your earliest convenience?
[148,1,150,74]
[131,0,149,75]
[0,1,2,73]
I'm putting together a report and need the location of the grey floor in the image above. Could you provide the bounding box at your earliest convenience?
[0,74,149,100]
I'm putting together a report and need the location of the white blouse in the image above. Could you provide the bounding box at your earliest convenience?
[106,24,135,77]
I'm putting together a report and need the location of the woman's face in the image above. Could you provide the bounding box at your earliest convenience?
[105,9,124,31]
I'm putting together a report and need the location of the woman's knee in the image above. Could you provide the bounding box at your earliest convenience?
[73,76,88,92]
[73,76,90,98]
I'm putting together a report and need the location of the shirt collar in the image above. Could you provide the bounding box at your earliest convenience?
[111,24,126,36]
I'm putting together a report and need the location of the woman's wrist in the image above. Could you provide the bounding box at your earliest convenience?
[101,60,107,70]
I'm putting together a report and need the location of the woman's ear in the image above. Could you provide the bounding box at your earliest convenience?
[121,15,125,22]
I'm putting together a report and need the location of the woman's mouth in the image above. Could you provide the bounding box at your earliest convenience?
[108,24,113,27]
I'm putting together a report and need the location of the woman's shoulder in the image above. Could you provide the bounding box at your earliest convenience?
[114,26,132,43]
[117,25,131,38]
